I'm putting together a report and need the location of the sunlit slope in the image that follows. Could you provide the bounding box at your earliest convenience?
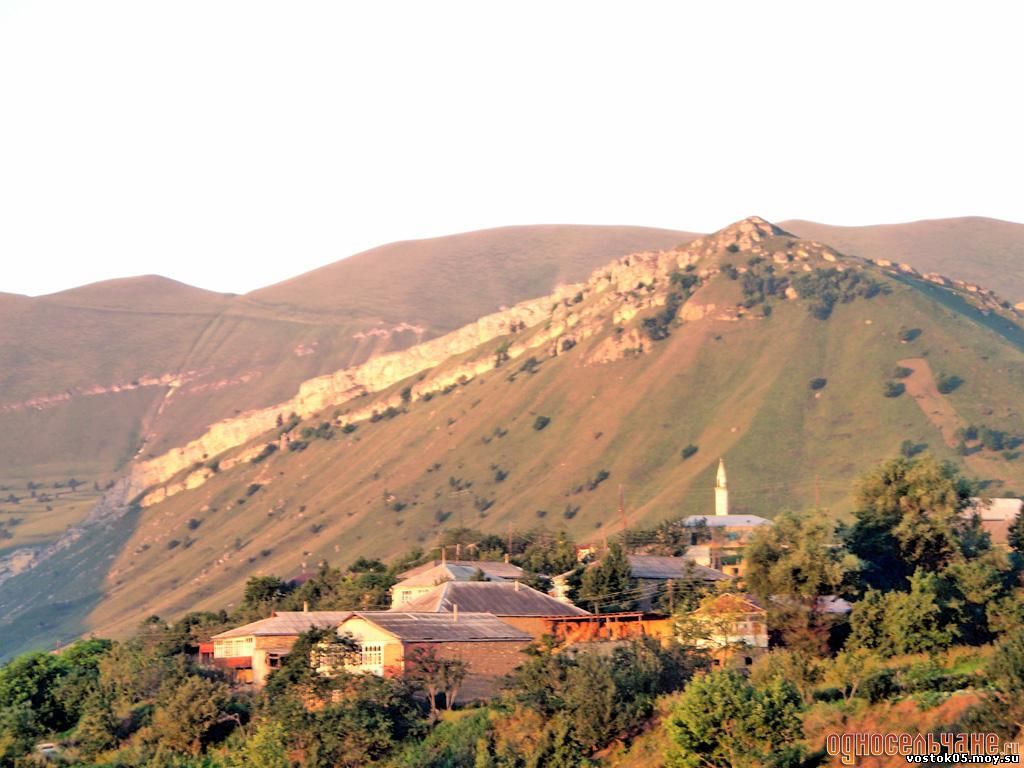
[80,240,1024,641]
[0,226,691,551]
[247,224,696,328]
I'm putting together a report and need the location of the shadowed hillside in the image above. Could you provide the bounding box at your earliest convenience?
[782,217,1024,303]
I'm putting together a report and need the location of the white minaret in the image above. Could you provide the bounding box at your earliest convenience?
[715,458,729,517]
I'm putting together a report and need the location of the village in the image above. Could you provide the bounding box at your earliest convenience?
[200,458,1023,708]
[199,461,817,702]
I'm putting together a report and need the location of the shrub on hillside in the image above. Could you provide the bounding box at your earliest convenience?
[533,415,551,431]
[936,373,964,394]
[681,444,699,460]
[809,377,827,390]
[883,381,906,398]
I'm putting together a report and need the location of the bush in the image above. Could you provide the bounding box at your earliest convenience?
[883,381,906,398]
[681,444,699,460]
[936,374,964,394]
[251,443,278,463]
[893,366,914,379]
[809,377,827,390]
[186,518,202,531]
[533,415,551,431]
[898,328,922,342]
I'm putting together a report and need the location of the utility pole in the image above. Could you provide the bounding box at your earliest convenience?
[618,484,628,536]
[667,579,675,614]
[507,521,513,557]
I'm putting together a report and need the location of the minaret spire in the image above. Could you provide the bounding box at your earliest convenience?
[715,458,729,517]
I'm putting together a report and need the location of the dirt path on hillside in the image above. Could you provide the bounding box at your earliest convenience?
[898,357,1018,487]
[898,357,962,447]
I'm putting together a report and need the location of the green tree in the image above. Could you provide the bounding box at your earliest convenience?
[241,576,293,617]
[667,669,804,768]
[578,543,636,613]
[745,510,860,652]
[149,675,231,756]
[1008,507,1024,555]
[239,721,290,768]
[846,456,977,591]
[848,570,955,656]
[74,687,120,760]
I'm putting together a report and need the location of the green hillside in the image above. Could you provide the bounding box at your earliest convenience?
[4,218,1024,657]
[0,225,691,555]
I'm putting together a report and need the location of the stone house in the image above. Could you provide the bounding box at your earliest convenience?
[334,611,532,702]
[209,610,352,686]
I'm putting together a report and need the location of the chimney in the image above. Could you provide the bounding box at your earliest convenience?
[514,580,520,592]
[303,601,309,613]
[453,603,459,622]
[441,545,447,566]
[456,543,461,559]
[503,553,510,564]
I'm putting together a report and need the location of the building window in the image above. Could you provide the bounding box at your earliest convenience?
[400,591,412,604]
[744,656,753,666]
[361,643,384,668]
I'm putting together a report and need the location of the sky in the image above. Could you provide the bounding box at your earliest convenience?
[1,1,1022,297]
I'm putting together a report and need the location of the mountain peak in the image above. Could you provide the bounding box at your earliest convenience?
[713,216,791,242]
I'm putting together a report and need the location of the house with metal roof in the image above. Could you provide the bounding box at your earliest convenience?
[965,497,1022,545]
[626,554,732,610]
[209,610,351,686]
[390,559,525,608]
[334,611,533,702]
[682,514,772,577]
[395,580,590,637]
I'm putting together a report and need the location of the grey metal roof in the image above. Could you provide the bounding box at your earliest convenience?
[394,562,525,589]
[683,514,771,528]
[397,560,525,580]
[212,611,354,640]
[396,581,590,616]
[347,611,532,642]
[627,555,731,581]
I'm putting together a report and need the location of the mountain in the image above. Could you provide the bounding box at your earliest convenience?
[4,216,1024,657]
[0,225,692,560]
[781,217,1024,304]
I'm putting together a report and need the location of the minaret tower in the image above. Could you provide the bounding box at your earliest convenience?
[715,458,729,517]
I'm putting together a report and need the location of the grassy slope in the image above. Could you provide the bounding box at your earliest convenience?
[56,261,1024,646]
[782,217,1024,302]
[0,226,692,551]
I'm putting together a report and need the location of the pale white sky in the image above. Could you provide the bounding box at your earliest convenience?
[1,1,1022,297]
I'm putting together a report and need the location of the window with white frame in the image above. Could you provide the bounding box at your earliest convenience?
[361,643,384,669]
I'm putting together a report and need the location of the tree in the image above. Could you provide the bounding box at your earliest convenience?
[404,647,467,718]
[239,721,291,768]
[667,669,804,768]
[846,456,977,591]
[74,687,119,760]
[744,510,859,652]
[848,570,955,656]
[149,675,230,756]
[822,647,883,702]
[578,542,636,613]
[749,649,822,705]
[1009,507,1024,555]
[241,576,293,616]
